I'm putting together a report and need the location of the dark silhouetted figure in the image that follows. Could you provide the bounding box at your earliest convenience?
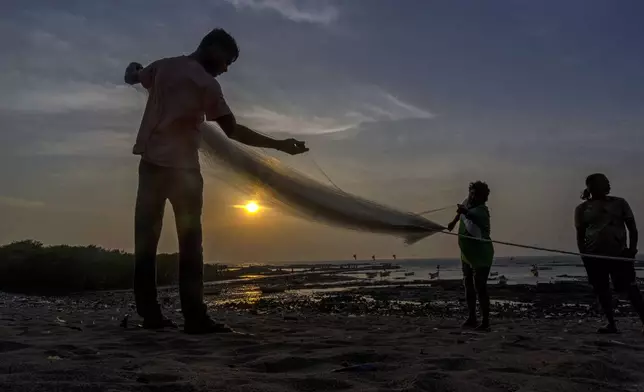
[575,173,644,334]
[124,28,308,334]
[447,181,494,331]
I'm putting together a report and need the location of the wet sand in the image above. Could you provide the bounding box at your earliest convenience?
[2,279,644,391]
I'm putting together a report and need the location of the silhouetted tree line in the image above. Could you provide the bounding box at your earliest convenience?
[0,240,225,294]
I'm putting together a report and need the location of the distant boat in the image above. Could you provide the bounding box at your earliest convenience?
[490,271,499,277]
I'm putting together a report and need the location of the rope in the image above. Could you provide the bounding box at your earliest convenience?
[438,230,638,263]
[128,85,634,265]
[303,154,637,264]
[258,142,638,264]
[308,154,343,192]
[416,206,452,216]
[309,155,453,217]
[303,153,636,262]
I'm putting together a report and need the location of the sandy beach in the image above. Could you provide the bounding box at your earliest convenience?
[3,277,644,392]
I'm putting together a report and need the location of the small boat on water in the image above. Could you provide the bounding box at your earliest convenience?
[490,271,499,277]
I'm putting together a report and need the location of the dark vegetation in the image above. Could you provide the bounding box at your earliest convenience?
[0,240,236,295]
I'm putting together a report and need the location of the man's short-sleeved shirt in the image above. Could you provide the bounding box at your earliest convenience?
[133,56,232,169]
[575,196,635,255]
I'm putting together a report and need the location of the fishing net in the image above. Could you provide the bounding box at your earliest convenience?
[198,122,445,244]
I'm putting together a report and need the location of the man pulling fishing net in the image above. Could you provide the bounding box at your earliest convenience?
[124,28,309,334]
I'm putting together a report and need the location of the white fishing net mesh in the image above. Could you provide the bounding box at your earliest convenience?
[198,122,445,244]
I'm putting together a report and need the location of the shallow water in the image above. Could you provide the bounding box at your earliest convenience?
[336,257,640,285]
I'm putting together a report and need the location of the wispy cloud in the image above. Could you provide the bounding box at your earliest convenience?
[0,81,143,114]
[0,196,45,209]
[380,93,434,120]
[27,130,134,157]
[223,0,339,25]
[238,106,357,134]
[235,87,434,135]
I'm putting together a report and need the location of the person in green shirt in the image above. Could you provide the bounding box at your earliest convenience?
[447,181,494,331]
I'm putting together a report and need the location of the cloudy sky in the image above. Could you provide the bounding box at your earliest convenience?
[1,0,643,262]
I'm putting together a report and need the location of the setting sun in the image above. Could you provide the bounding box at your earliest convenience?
[245,202,260,213]
[232,200,265,215]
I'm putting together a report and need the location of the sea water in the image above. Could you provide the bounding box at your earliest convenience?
[304,256,644,285]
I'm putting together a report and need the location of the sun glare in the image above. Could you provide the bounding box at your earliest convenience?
[244,202,260,213]
[233,200,265,215]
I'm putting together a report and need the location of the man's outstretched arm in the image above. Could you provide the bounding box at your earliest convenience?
[214,114,309,155]
[446,213,460,232]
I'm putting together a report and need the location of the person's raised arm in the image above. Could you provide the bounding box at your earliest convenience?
[446,212,460,232]
[124,62,142,85]
[214,114,307,154]
[124,61,156,90]
[447,198,469,231]
[457,204,488,229]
